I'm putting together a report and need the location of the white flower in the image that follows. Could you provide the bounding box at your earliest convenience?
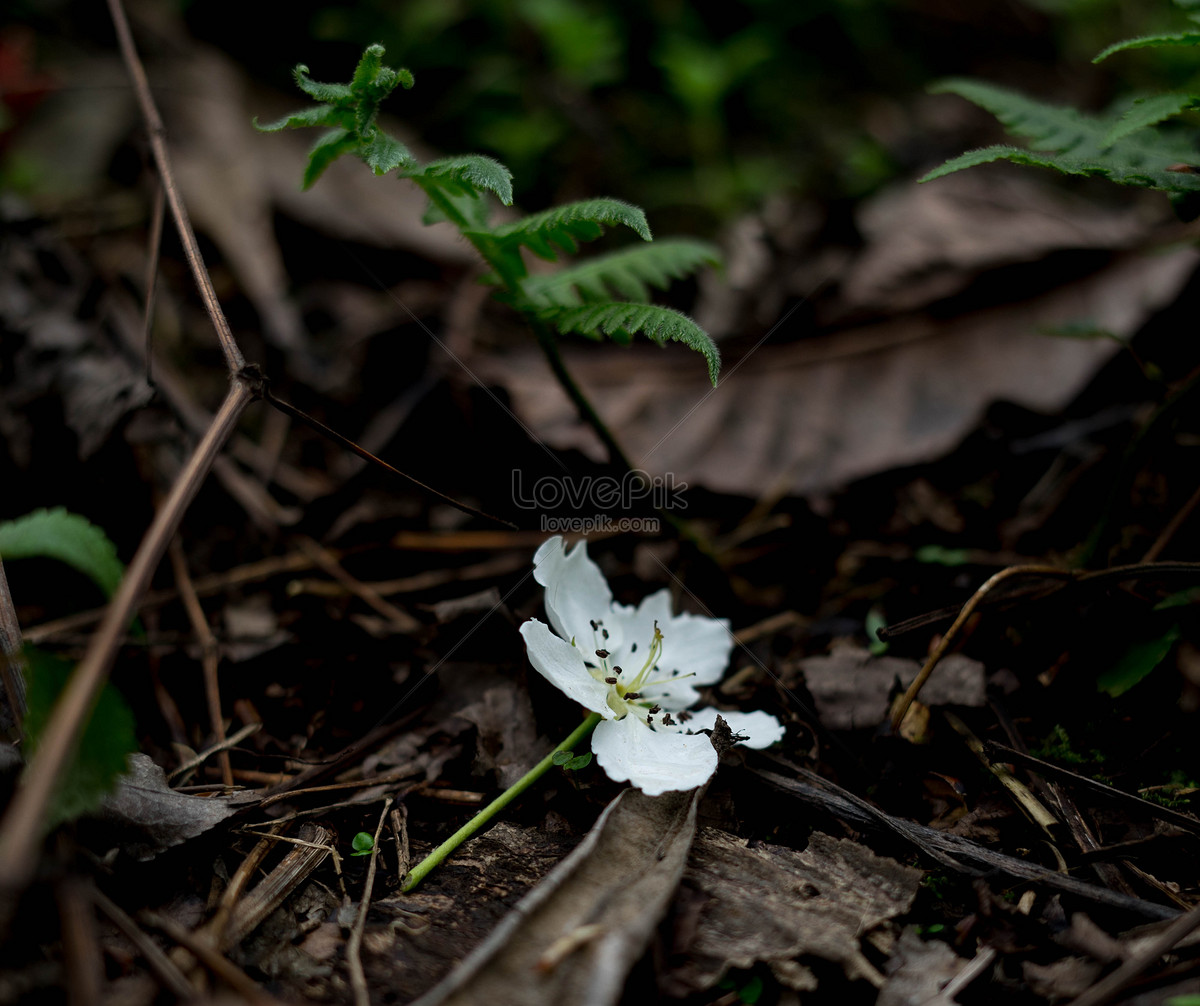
[519,536,784,796]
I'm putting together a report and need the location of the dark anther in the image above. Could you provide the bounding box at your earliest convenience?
[648,705,661,714]
[595,649,609,659]
[662,713,676,726]
[631,642,638,652]
[624,692,641,700]
[678,710,692,722]
[605,677,618,684]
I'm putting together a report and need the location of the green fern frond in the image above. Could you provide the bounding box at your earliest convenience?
[259,46,417,189]
[407,155,514,206]
[302,129,360,189]
[474,199,652,263]
[921,79,1200,195]
[1094,32,1200,63]
[253,105,352,133]
[292,65,354,104]
[361,130,415,176]
[545,302,720,385]
[1104,92,1200,145]
[523,239,721,309]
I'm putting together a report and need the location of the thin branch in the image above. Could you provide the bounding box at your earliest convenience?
[169,539,232,787]
[105,0,244,373]
[347,797,393,1006]
[889,564,1067,732]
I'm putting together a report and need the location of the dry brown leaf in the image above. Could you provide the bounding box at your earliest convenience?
[877,927,964,1006]
[412,786,702,1006]
[800,646,986,730]
[481,248,1197,496]
[840,171,1156,316]
[95,753,242,861]
[660,828,923,996]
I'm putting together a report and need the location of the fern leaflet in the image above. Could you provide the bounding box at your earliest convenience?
[471,199,651,265]
[523,239,720,309]
[406,155,514,206]
[544,303,720,385]
[921,79,1200,197]
[1104,92,1200,145]
[1094,32,1200,63]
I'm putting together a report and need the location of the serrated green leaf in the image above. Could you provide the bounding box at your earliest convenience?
[292,65,353,104]
[1097,624,1182,697]
[1094,32,1200,63]
[921,80,1200,195]
[545,302,720,385]
[476,199,652,263]
[360,129,414,175]
[303,129,359,189]
[1104,92,1200,145]
[0,507,125,599]
[253,105,352,133]
[523,239,721,309]
[409,155,515,206]
[23,646,137,830]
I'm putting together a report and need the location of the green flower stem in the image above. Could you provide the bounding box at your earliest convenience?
[402,711,602,892]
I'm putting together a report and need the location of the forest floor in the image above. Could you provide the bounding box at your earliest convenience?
[3,4,1200,1005]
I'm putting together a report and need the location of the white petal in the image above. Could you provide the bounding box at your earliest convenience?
[658,609,734,688]
[610,589,673,667]
[520,619,612,717]
[591,714,718,796]
[674,707,784,749]
[532,537,619,653]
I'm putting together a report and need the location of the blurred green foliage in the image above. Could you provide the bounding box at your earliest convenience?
[177,0,1176,228]
[4,0,1183,224]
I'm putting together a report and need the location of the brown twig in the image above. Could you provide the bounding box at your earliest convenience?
[347,797,393,1006]
[139,178,164,384]
[169,539,232,787]
[1070,902,1200,1006]
[24,551,321,645]
[55,874,102,1006]
[147,911,281,1005]
[105,0,243,374]
[91,885,197,1001]
[295,536,421,634]
[889,565,1068,732]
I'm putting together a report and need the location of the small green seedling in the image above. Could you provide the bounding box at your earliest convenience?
[350,831,376,856]
[551,749,593,772]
